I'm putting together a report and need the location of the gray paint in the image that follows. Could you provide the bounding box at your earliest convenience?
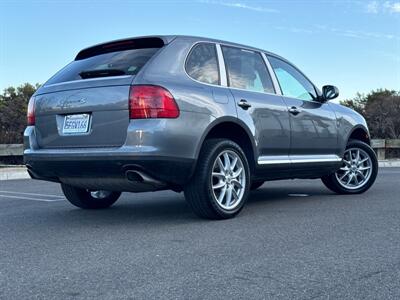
[25,35,370,191]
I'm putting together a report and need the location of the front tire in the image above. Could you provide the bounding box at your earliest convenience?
[61,184,121,209]
[184,139,251,219]
[322,140,378,194]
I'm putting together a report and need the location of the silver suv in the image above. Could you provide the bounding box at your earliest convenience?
[24,35,378,219]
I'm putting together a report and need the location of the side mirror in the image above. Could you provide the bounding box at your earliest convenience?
[322,85,339,101]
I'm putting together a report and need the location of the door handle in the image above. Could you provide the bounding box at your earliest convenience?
[238,99,252,110]
[288,106,301,115]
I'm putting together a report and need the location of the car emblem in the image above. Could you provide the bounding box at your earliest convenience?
[59,97,87,108]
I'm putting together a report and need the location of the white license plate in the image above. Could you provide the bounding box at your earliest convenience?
[62,114,90,134]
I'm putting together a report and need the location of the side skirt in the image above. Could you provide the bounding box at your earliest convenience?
[254,154,342,180]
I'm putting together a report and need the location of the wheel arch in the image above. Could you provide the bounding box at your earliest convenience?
[347,125,371,145]
[194,117,257,173]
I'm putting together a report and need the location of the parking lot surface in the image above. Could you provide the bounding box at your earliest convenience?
[1,168,399,299]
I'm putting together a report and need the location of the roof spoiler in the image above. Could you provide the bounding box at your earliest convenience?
[75,37,166,60]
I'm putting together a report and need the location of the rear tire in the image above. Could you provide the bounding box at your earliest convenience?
[321,140,378,194]
[61,184,121,209]
[184,139,251,219]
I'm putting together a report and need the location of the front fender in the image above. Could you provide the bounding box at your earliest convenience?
[330,102,370,156]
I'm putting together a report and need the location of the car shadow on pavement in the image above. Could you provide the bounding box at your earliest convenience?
[248,185,333,204]
[31,184,336,228]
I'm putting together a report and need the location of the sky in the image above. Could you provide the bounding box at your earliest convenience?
[0,0,399,100]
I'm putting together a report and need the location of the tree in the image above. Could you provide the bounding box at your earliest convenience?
[340,92,366,115]
[341,89,400,139]
[0,83,39,143]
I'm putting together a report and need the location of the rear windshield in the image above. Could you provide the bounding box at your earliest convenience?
[45,48,160,85]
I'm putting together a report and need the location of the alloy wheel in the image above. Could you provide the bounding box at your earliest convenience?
[211,150,246,210]
[335,148,373,190]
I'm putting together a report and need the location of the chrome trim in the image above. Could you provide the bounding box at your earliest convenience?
[258,154,342,165]
[261,52,282,95]
[290,155,342,163]
[257,155,291,165]
[216,44,228,87]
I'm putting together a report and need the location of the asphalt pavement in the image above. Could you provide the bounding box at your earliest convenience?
[0,168,399,299]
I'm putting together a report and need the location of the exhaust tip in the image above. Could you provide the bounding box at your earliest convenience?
[126,171,144,182]
[125,170,167,189]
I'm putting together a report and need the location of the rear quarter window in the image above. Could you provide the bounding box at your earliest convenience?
[46,47,160,85]
[185,43,220,85]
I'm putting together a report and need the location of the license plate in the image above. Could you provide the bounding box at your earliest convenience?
[62,114,90,134]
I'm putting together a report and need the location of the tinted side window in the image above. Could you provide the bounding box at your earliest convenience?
[268,56,317,101]
[185,43,220,85]
[222,46,275,93]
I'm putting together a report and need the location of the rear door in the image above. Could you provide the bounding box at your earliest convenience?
[266,55,339,165]
[34,39,163,148]
[221,46,291,170]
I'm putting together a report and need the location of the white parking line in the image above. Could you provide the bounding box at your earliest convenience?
[0,194,65,202]
[0,190,65,199]
[288,193,310,197]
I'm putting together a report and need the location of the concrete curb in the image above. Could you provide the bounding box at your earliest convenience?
[0,167,30,181]
[1,161,400,181]
[378,160,400,168]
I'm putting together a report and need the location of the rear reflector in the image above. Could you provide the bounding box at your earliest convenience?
[27,97,35,125]
[129,85,179,119]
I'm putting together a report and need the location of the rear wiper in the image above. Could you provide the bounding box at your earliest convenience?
[79,69,126,79]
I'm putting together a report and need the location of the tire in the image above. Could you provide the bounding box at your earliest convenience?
[251,181,264,190]
[184,139,251,219]
[321,140,378,194]
[61,184,121,209]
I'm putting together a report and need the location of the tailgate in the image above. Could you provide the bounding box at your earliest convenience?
[35,84,130,148]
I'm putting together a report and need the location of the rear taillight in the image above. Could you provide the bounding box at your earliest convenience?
[129,85,179,119]
[27,97,35,125]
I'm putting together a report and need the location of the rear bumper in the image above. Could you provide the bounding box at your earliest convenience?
[22,110,210,191]
[24,149,195,190]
